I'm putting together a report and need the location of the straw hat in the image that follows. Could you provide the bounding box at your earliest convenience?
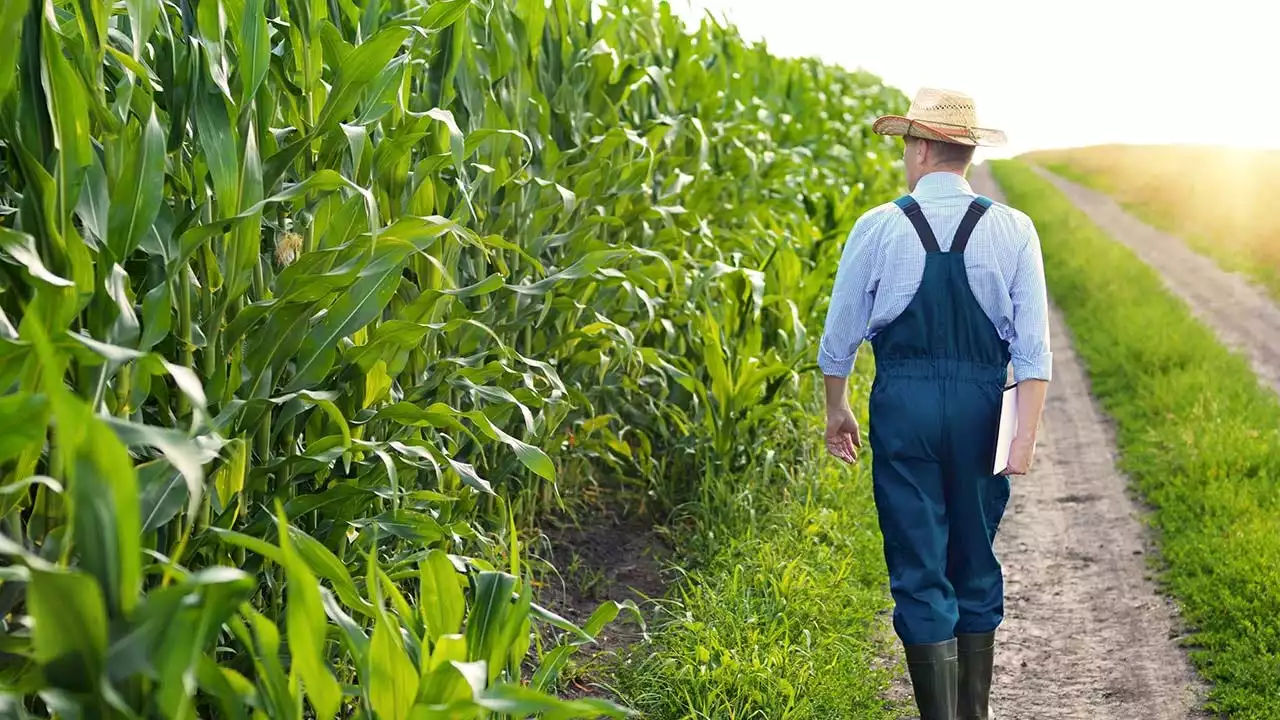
[873,87,1007,147]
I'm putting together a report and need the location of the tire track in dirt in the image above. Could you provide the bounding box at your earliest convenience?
[1030,164,1280,396]
[953,163,1212,719]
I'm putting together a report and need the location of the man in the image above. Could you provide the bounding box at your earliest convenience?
[818,88,1051,719]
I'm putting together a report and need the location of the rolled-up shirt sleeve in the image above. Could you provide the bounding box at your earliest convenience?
[1008,217,1053,382]
[818,215,879,377]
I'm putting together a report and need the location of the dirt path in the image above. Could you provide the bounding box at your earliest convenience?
[940,164,1212,719]
[1030,164,1280,396]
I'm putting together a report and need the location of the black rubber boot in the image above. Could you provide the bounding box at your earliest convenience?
[904,638,958,720]
[956,631,996,719]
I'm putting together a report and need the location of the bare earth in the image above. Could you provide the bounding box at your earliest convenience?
[1032,164,1280,396]
[914,164,1213,719]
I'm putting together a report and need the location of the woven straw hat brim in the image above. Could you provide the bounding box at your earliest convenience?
[872,115,1007,147]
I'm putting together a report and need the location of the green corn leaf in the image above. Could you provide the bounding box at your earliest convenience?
[375,566,418,638]
[287,525,376,616]
[74,151,109,247]
[349,510,446,544]
[0,228,74,287]
[529,602,592,644]
[371,401,471,437]
[464,571,516,676]
[582,599,644,640]
[420,0,471,31]
[0,0,25,102]
[137,459,187,533]
[104,417,216,518]
[112,567,254,714]
[0,475,61,498]
[193,87,240,219]
[73,0,110,66]
[286,238,420,391]
[0,307,18,339]
[271,250,363,303]
[240,608,298,718]
[446,456,492,495]
[66,331,144,367]
[314,25,409,133]
[126,0,160,60]
[138,280,173,351]
[369,607,419,720]
[224,125,264,301]
[196,656,252,720]
[195,0,233,100]
[0,394,49,466]
[240,302,313,399]
[463,410,554,482]
[107,108,166,260]
[427,633,467,672]
[320,587,370,662]
[209,527,285,564]
[72,417,143,617]
[105,264,140,348]
[276,504,343,720]
[514,0,546,59]
[238,0,270,106]
[457,379,534,431]
[417,658,484,707]
[28,566,108,694]
[40,13,93,228]
[699,314,733,407]
[212,438,247,520]
[160,359,211,429]
[425,107,466,178]
[474,684,634,719]
[420,549,465,643]
[319,21,353,68]
[505,249,633,296]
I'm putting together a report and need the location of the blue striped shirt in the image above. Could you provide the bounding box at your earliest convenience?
[817,171,1052,382]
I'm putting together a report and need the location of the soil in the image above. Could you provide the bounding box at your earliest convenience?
[883,165,1214,719]
[1031,164,1280,396]
[532,499,673,699]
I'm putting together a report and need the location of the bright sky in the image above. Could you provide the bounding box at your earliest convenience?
[666,0,1280,160]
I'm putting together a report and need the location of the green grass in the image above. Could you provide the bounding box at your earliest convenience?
[608,351,906,720]
[991,159,1280,718]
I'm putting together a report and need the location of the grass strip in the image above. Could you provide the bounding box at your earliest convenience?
[609,358,907,719]
[992,159,1280,718]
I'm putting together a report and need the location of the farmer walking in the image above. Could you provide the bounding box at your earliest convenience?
[818,88,1052,719]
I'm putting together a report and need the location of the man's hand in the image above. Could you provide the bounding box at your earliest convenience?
[825,407,862,464]
[1001,434,1037,476]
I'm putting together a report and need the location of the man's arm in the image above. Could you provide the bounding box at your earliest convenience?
[1004,216,1052,474]
[817,213,881,380]
[818,213,881,462]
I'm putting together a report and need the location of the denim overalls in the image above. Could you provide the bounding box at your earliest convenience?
[869,195,1012,647]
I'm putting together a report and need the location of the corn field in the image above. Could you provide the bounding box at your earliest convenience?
[0,0,905,715]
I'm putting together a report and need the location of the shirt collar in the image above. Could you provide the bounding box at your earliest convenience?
[911,171,975,199]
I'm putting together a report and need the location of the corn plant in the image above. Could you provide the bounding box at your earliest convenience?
[0,0,904,714]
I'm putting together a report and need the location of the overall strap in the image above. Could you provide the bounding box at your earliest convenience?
[950,196,994,254]
[893,196,940,253]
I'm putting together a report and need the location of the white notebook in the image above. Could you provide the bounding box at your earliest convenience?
[993,384,1018,474]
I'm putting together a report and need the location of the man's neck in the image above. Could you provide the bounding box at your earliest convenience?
[910,168,968,193]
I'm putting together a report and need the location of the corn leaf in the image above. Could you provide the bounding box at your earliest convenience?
[420,549,465,643]
[276,504,343,719]
[28,566,108,694]
[369,606,419,720]
[107,108,166,259]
